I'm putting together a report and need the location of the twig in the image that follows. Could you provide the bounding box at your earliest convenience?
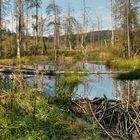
[0,94,9,99]
[98,100,107,122]
[88,101,115,140]
[109,110,115,127]
[72,101,87,115]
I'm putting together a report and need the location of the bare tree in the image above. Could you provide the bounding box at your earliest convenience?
[24,0,30,52]
[16,0,23,58]
[34,0,40,46]
[0,0,2,57]
[28,0,42,48]
[111,0,115,47]
[25,0,29,36]
[38,15,47,55]
[46,0,60,62]
[126,0,131,57]
[75,22,81,48]
[81,0,87,50]
[112,0,139,57]
[64,3,77,50]
[96,16,100,45]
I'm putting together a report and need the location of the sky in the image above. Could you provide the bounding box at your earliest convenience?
[41,0,111,31]
[4,0,111,34]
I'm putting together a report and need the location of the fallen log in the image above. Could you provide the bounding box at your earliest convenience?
[0,64,126,76]
[0,68,124,76]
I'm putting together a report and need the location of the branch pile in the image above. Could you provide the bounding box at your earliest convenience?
[72,98,140,140]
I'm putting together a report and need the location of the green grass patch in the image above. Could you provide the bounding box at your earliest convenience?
[0,55,49,66]
[73,52,84,61]
[87,51,100,61]
[109,55,140,69]
[113,69,140,80]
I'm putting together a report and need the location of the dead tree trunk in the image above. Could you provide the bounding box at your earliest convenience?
[25,0,29,52]
[111,0,115,47]
[0,0,2,57]
[17,0,23,58]
[53,0,60,62]
[82,0,87,50]
[126,0,131,57]
[35,0,39,47]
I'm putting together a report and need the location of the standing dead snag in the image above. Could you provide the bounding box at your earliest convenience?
[46,0,60,62]
[111,0,115,47]
[126,0,131,57]
[0,0,2,57]
[16,0,24,58]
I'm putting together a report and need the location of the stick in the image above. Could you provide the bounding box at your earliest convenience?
[88,101,115,140]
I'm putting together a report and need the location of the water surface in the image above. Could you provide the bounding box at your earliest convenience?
[27,62,140,100]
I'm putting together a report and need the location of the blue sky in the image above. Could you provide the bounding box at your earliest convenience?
[5,0,111,34]
[41,0,111,30]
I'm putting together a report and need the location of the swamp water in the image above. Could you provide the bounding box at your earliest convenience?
[25,62,140,101]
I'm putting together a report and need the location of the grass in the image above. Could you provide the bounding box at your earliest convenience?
[111,55,140,80]
[0,74,100,140]
[0,96,99,139]
[108,55,140,69]
[0,55,49,66]
[2,48,140,80]
[0,46,122,66]
[113,69,140,80]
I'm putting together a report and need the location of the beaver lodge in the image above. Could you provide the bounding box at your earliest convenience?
[72,97,140,140]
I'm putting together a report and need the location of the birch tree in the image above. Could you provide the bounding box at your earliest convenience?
[46,0,60,62]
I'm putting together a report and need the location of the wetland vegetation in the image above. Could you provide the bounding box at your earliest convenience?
[0,0,140,139]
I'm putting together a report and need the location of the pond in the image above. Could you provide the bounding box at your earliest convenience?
[75,63,140,101]
[25,62,140,101]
